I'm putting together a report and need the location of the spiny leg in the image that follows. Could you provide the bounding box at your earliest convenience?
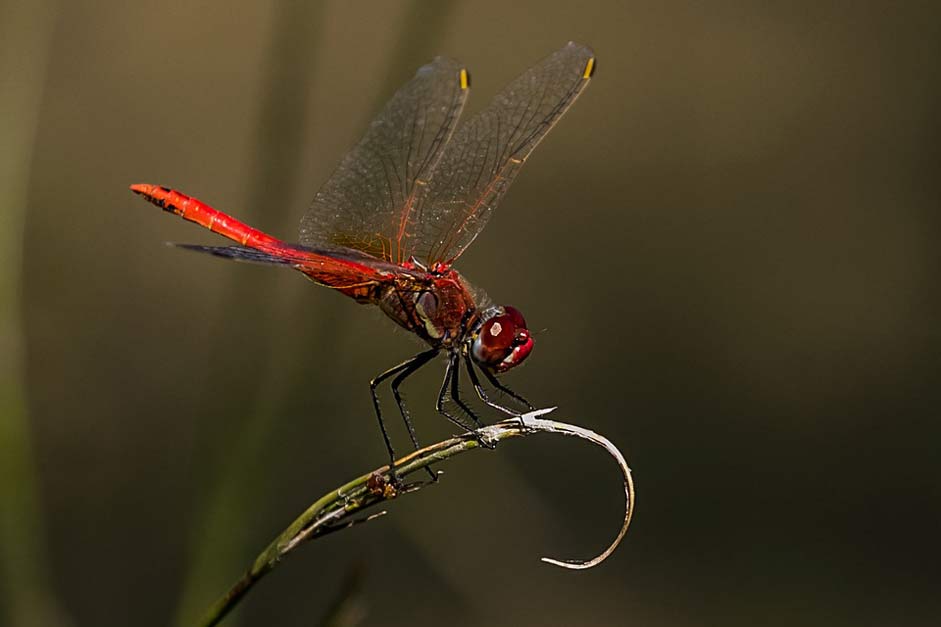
[450,354,498,449]
[464,353,535,428]
[437,353,495,449]
[463,353,518,416]
[390,349,439,481]
[370,349,438,479]
[478,355,535,410]
[449,355,485,430]
[436,353,484,435]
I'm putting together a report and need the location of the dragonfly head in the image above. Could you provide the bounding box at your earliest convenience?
[470,306,534,373]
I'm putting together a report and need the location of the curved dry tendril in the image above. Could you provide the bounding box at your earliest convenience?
[398,407,634,569]
[519,413,635,569]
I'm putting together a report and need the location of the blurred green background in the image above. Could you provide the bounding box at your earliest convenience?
[2,1,939,626]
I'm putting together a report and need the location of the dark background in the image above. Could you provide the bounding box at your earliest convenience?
[3,1,940,626]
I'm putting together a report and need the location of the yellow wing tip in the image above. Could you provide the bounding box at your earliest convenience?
[460,68,470,89]
[583,57,596,79]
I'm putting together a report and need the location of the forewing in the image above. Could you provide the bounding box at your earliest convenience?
[414,42,595,265]
[299,57,469,264]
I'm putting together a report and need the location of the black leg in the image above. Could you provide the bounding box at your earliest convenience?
[464,352,536,425]
[370,349,438,478]
[437,353,495,449]
[449,355,485,430]
[390,349,439,481]
[435,353,483,436]
[475,356,536,410]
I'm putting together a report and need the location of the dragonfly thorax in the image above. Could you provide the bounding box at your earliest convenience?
[376,268,479,349]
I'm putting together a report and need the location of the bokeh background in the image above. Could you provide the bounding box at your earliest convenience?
[3,1,940,626]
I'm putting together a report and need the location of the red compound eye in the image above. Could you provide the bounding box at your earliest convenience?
[503,306,527,330]
[482,315,515,352]
[472,306,534,372]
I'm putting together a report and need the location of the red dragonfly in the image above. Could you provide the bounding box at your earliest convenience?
[132,42,595,475]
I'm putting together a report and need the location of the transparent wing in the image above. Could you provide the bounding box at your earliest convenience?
[414,42,595,265]
[299,57,469,264]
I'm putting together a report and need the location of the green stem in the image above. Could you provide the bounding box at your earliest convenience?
[197,409,635,627]
[0,2,68,626]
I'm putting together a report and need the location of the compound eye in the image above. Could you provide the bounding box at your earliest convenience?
[471,306,533,371]
[472,313,517,366]
[503,306,527,330]
[481,315,516,352]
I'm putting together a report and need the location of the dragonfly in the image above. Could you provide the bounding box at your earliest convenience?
[132,42,595,477]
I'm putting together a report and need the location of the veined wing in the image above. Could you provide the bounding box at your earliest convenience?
[299,56,469,265]
[414,42,595,265]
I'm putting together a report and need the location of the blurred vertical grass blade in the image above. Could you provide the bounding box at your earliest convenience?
[0,2,69,626]
[170,3,325,625]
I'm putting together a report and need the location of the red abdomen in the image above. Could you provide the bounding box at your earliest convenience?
[131,183,398,302]
[130,184,283,251]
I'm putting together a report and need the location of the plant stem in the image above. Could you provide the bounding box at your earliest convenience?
[197,408,634,627]
[0,3,69,626]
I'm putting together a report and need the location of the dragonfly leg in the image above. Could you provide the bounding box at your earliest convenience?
[448,354,497,449]
[390,349,440,481]
[480,358,535,410]
[449,354,486,430]
[436,353,493,449]
[464,353,536,422]
[370,349,438,481]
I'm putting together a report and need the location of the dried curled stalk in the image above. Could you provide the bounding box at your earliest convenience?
[197,408,634,627]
